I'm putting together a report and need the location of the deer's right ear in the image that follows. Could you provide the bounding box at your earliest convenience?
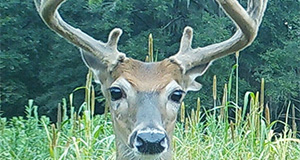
[80,49,109,84]
[81,49,106,71]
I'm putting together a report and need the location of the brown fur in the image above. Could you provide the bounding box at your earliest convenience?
[112,58,182,92]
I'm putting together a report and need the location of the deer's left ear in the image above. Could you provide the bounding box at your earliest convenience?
[169,27,212,92]
[182,62,212,91]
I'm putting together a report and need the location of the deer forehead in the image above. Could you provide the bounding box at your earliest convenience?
[111,58,182,92]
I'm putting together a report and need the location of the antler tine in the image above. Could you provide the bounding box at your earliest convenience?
[107,28,123,50]
[247,0,268,24]
[34,0,125,63]
[170,0,268,72]
[179,27,193,53]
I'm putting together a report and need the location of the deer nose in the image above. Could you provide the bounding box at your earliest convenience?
[134,131,168,154]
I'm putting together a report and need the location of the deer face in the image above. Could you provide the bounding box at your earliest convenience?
[107,59,183,157]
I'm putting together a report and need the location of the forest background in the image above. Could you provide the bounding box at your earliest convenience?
[1,0,299,130]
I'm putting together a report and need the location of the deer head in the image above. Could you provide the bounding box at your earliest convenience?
[34,0,268,159]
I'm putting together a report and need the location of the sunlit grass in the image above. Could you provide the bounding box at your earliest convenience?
[1,97,299,160]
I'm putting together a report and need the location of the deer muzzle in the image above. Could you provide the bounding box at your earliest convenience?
[129,128,169,155]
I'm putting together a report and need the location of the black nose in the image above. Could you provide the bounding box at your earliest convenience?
[134,131,167,154]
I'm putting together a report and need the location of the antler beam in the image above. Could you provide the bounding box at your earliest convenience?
[170,0,268,73]
[34,0,125,67]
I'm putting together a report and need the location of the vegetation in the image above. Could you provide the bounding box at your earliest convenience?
[1,69,299,159]
[0,0,299,159]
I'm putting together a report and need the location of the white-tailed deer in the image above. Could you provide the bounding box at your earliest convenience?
[34,0,268,159]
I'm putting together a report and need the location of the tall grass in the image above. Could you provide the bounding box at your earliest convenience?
[1,73,299,159]
[1,50,299,159]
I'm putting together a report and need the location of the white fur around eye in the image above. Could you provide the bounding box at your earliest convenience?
[110,77,134,94]
[167,102,180,112]
[164,80,183,96]
[164,80,183,112]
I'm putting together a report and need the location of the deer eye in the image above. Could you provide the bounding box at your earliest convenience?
[170,90,185,103]
[109,87,124,101]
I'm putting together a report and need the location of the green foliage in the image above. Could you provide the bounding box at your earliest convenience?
[0,0,89,117]
[1,0,299,124]
[255,41,300,103]
[0,100,50,159]
[1,0,39,115]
